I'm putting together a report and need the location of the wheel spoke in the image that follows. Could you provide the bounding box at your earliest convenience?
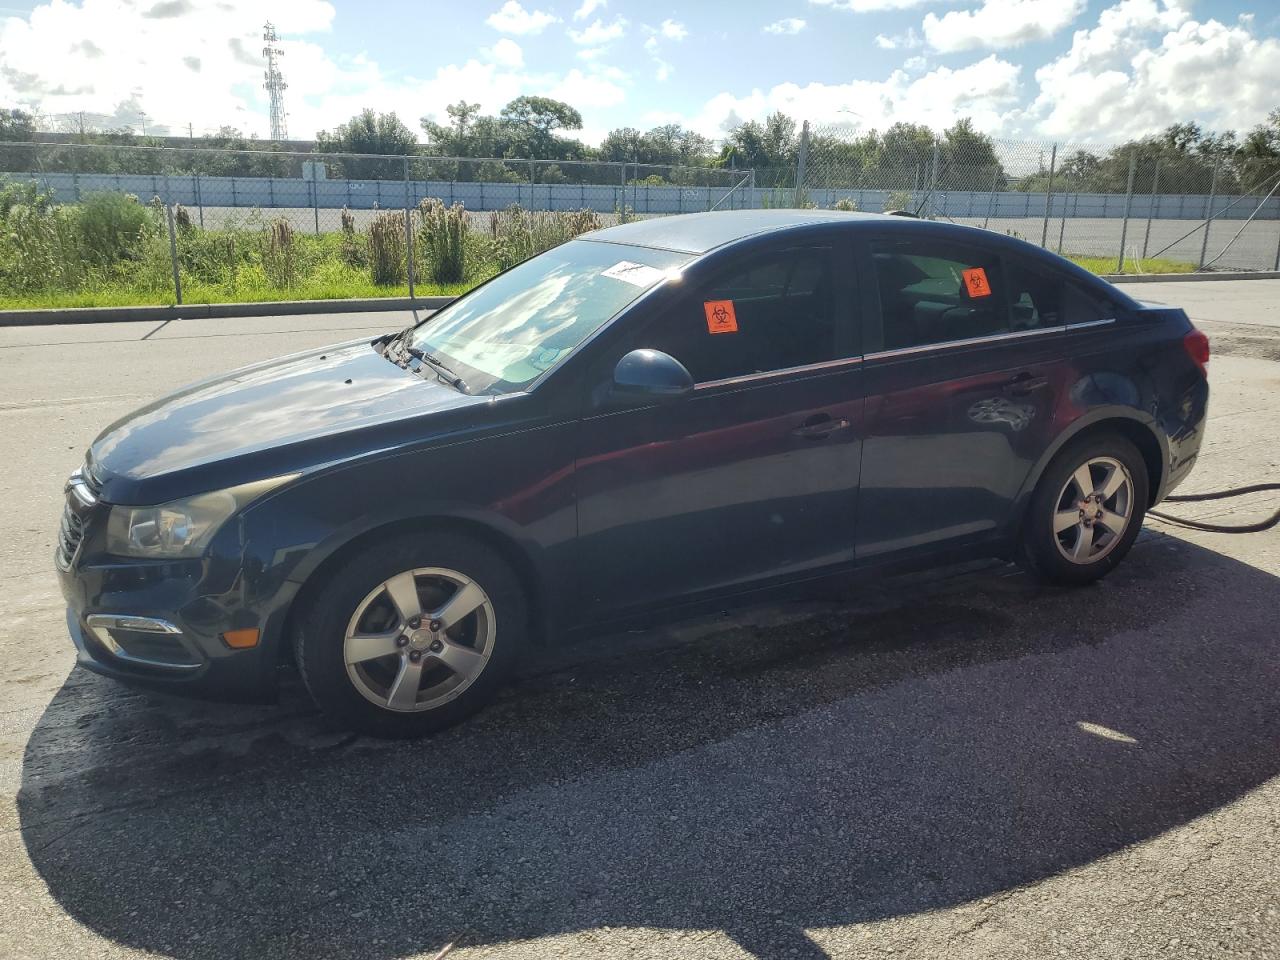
[431,579,486,631]
[385,656,424,710]
[383,571,422,623]
[1072,522,1095,560]
[1072,463,1094,500]
[1054,509,1080,533]
[345,629,402,664]
[1096,514,1125,539]
[433,639,485,678]
[1098,463,1128,500]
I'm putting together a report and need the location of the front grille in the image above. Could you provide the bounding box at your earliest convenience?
[55,462,101,570]
[56,504,86,569]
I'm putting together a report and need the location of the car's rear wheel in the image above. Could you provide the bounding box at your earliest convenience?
[1020,432,1149,586]
[294,532,527,738]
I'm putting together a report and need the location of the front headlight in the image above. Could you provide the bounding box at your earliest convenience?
[105,475,297,559]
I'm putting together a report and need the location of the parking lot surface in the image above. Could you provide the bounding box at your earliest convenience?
[1,284,1278,959]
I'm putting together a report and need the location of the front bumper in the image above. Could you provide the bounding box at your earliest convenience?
[56,477,285,702]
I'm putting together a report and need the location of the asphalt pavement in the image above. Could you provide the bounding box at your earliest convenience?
[1,284,1278,959]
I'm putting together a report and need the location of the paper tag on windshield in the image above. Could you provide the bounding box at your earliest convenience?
[602,260,667,287]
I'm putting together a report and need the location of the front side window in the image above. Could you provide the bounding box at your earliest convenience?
[871,240,1007,350]
[636,247,840,384]
[409,240,691,394]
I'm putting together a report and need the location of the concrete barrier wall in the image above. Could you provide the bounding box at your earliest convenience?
[13,172,1280,221]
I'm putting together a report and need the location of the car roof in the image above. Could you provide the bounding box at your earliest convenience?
[583,209,884,255]
[581,209,1132,304]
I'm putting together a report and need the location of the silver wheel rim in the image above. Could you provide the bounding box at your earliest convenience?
[343,567,495,713]
[1053,456,1135,565]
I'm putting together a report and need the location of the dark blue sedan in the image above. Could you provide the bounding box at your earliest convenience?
[56,211,1210,737]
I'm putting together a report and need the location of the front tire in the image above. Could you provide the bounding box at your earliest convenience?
[294,532,527,738]
[1020,433,1149,586]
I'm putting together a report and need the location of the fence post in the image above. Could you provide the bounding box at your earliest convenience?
[194,172,204,229]
[1039,143,1057,248]
[1273,221,1280,272]
[1057,191,1069,254]
[982,165,999,229]
[311,177,320,235]
[794,121,810,208]
[1198,156,1221,270]
[1115,151,1138,273]
[1141,157,1161,259]
[928,138,939,219]
[750,169,757,210]
[619,163,627,223]
[403,156,416,301]
[164,207,183,308]
[161,171,183,306]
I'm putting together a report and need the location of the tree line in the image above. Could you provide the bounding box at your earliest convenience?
[2,100,1279,197]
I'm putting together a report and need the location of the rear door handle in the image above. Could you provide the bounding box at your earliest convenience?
[1002,373,1049,396]
[793,413,850,440]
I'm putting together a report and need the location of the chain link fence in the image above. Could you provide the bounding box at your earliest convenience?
[0,142,753,309]
[3,130,1279,310]
[794,121,1280,274]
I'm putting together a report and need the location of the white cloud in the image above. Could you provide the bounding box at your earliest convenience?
[568,16,628,45]
[654,58,673,82]
[572,0,606,20]
[1029,0,1280,140]
[903,55,928,71]
[577,45,608,60]
[764,18,807,35]
[643,35,659,53]
[924,0,1086,53]
[808,0,947,12]
[481,38,524,68]
[485,1,559,35]
[683,54,1021,138]
[875,27,922,49]
[546,67,626,108]
[660,19,688,41]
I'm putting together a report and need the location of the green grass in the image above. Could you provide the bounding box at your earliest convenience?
[1068,255,1195,275]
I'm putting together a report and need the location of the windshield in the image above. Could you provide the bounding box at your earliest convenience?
[407,239,692,395]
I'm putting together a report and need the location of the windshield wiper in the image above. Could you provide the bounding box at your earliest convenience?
[403,345,469,394]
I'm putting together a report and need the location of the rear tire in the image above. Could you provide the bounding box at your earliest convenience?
[293,532,527,738]
[1019,432,1149,587]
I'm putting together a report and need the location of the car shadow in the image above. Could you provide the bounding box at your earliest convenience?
[18,530,1280,958]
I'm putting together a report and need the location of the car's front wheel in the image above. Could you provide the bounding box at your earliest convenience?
[1020,432,1149,586]
[294,532,527,738]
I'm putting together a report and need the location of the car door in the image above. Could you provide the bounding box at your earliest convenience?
[574,239,865,622]
[854,235,1070,561]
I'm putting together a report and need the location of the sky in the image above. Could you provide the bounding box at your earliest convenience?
[1,0,1278,148]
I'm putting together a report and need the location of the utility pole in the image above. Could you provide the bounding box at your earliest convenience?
[188,122,194,140]
[138,111,148,136]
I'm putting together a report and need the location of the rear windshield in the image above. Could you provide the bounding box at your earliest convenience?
[409,239,692,394]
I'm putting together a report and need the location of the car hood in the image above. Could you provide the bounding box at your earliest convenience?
[89,338,491,505]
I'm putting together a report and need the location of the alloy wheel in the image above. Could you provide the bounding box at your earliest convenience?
[343,567,495,712]
[1052,455,1135,565]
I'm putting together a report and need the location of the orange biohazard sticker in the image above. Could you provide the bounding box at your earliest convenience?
[962,267,992,299]
[704,299,738,334]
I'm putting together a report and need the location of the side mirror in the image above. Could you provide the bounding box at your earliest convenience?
[611,349,694,403]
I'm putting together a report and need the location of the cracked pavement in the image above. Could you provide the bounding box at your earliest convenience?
[1,287,1278,959]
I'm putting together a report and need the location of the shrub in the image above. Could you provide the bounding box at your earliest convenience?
[417,197,468,283]
[339,206,364,268]
[174,204,193,232]
[885,190,914,212]
[367,210,405,285]
[490,204,603,271]
[831,197,858,212]
[262,218,298,288]
[0,180,81,292]
[77,192,156,266]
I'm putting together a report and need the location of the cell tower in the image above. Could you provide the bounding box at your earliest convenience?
[262,21,288,140]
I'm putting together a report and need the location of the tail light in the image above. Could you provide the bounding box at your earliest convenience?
[1183,328,1209,376]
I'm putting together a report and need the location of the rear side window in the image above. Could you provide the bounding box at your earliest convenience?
[636,247,839,383]
[871,240,1006,350]
[1004,259,1063,330]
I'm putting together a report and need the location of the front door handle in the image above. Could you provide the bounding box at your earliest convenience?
[1002,373,1049,396]
[793,413,850,440]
